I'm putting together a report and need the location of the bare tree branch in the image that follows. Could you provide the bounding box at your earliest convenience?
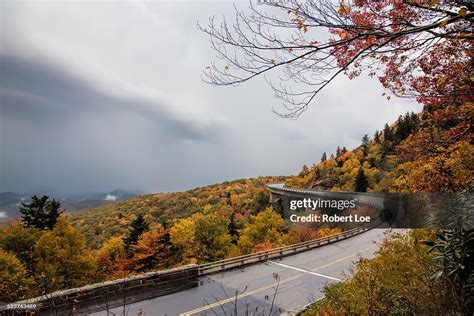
[199,0,473,117]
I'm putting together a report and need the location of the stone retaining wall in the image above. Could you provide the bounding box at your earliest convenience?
[1,265,198,316]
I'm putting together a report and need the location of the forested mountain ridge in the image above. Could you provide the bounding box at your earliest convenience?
[286,102,473,194]
[69,176,284,248]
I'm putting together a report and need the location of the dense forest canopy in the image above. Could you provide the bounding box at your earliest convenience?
[69,176,283,248]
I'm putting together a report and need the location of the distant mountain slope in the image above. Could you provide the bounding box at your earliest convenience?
[63,190,139,211]
[0,192,25,202]
[0,193,30,219]
[69,176,284,248]
[0,190,139,219]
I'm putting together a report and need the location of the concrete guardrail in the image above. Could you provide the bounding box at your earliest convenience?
[198,219,382,275]
[0,265,198,315]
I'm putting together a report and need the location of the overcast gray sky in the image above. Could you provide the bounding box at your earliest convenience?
[0,0,420,195]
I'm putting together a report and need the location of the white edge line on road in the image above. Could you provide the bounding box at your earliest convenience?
[267,260,342,282]
[179,245,375,315]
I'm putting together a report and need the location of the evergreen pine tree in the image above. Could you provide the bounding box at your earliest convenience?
[225,191,231,205]
[361,134,370,156]
[19,195,63,230]
[228,211,239,244]
[382,123,394,154]
[124,214,149,251]
[410,112,420,127]
[374,131,381,144]
[45,199,62,231]
[355,168,369,192]
[394,115,404,142]
[383,123,393,142]
[321,152,327,162]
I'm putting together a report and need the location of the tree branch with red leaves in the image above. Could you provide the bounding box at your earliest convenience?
[199,0,473,117]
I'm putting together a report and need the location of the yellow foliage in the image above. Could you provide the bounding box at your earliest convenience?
[303,230,444,315]
[34,217,96,289]
[393,141,473,192]
[170,217,196,262]
[0,249,36,301]
[238,208,284,254]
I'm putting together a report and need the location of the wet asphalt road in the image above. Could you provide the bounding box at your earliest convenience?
[91,225,393,316]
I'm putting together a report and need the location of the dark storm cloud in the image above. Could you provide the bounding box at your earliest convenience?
[0,1,421,196]
[0,55,222,141]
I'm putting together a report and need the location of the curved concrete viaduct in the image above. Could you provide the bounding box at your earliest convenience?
[267,183,387,212]
[89,184,394,316]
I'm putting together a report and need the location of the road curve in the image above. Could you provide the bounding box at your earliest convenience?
[91,224,394,316]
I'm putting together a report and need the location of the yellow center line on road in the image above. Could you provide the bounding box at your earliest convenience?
[179,245,376,316]
[179,274,302,316]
